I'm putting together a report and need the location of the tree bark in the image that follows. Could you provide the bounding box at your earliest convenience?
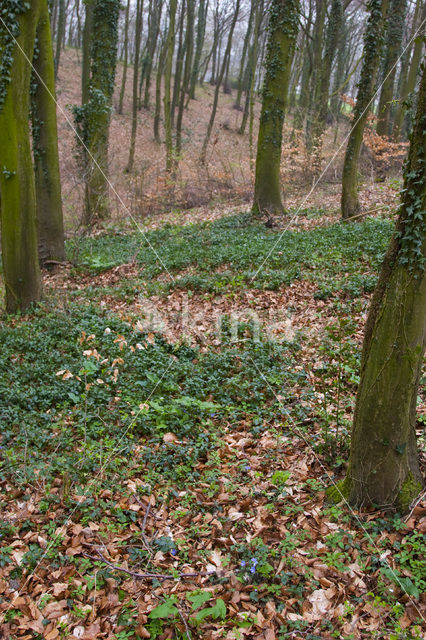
[392,0,426,140]
[253,0,300,217]
[0,0,43,312]
[341,0,389,220]
[126,0,143,173]
[376,0,407,137]
[189,0,208,99]
[164,0,177,171]
[54,0,65,79]
[331,62,426,511]
[118,0,130,115]
[200,0,241,164]
[32,3,65,265]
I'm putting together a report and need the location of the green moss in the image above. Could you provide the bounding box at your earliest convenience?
[326,476,351,504]
[396,473,422,513]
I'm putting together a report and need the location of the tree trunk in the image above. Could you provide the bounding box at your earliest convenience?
[341,0,388,220]
[164,0,177,171]
[252,0,300,217]
[32,3,65,265]
[234,0,255,110]
[0,1,42,312]
[81,0,93,106]
[171,1,186,127]
[176,0,195,159]
[118,0,130,115]
[392,0,426,140]
[126,0,143,173]
[189,0,208,99]
[154,32,167,143]
[142,0,163,109]
[81,0,120,224]
[330,63,426,512]
[200,0,241,164]
[54,0,65,79]
[310,0,343,172]
[376,0,407,137]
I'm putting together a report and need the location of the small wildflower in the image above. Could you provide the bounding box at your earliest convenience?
[171,549,177,556]
[250,558,258,566]
[245,465,251,471]
[240,560,246,567]
[250,566,256,574]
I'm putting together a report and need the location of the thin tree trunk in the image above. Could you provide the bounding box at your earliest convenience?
[54,0,65,78]
[164,0,177,171]
[118,0,130,115]
[171,1,186,127]
[200,0,241,164]
[176,0,195,160]
[376,0,408,137]
[127,0,143,173]
[189,0,208,99]
[235,0,255,109]
[143,0,163,109]
[392,0,426,140]
[154,33,167,143]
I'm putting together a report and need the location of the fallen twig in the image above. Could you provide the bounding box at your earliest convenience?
[83,549,216,582]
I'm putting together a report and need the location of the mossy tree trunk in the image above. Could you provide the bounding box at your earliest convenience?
[76,0,119,225]
[31,2,65,265]
[331,63,426,512]
[0,0,42,312]
[376,0,407,137]
[253,0,299,217]
[341,0,388,220]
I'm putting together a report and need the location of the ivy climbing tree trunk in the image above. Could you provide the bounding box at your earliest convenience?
[329,62,426,512]
[31,2,65,265]
[253,0,299,217]
[0,0,42,312]
[341,0,388,220]
[376,0,407,137]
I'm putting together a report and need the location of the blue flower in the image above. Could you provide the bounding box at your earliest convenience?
[245,465,251,471]
[250,566,256,574]
[240,560,246,567]
[250,558,258,566]
[171,549,177,556]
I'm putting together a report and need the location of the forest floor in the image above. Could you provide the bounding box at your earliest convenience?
[0,49,425,640]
